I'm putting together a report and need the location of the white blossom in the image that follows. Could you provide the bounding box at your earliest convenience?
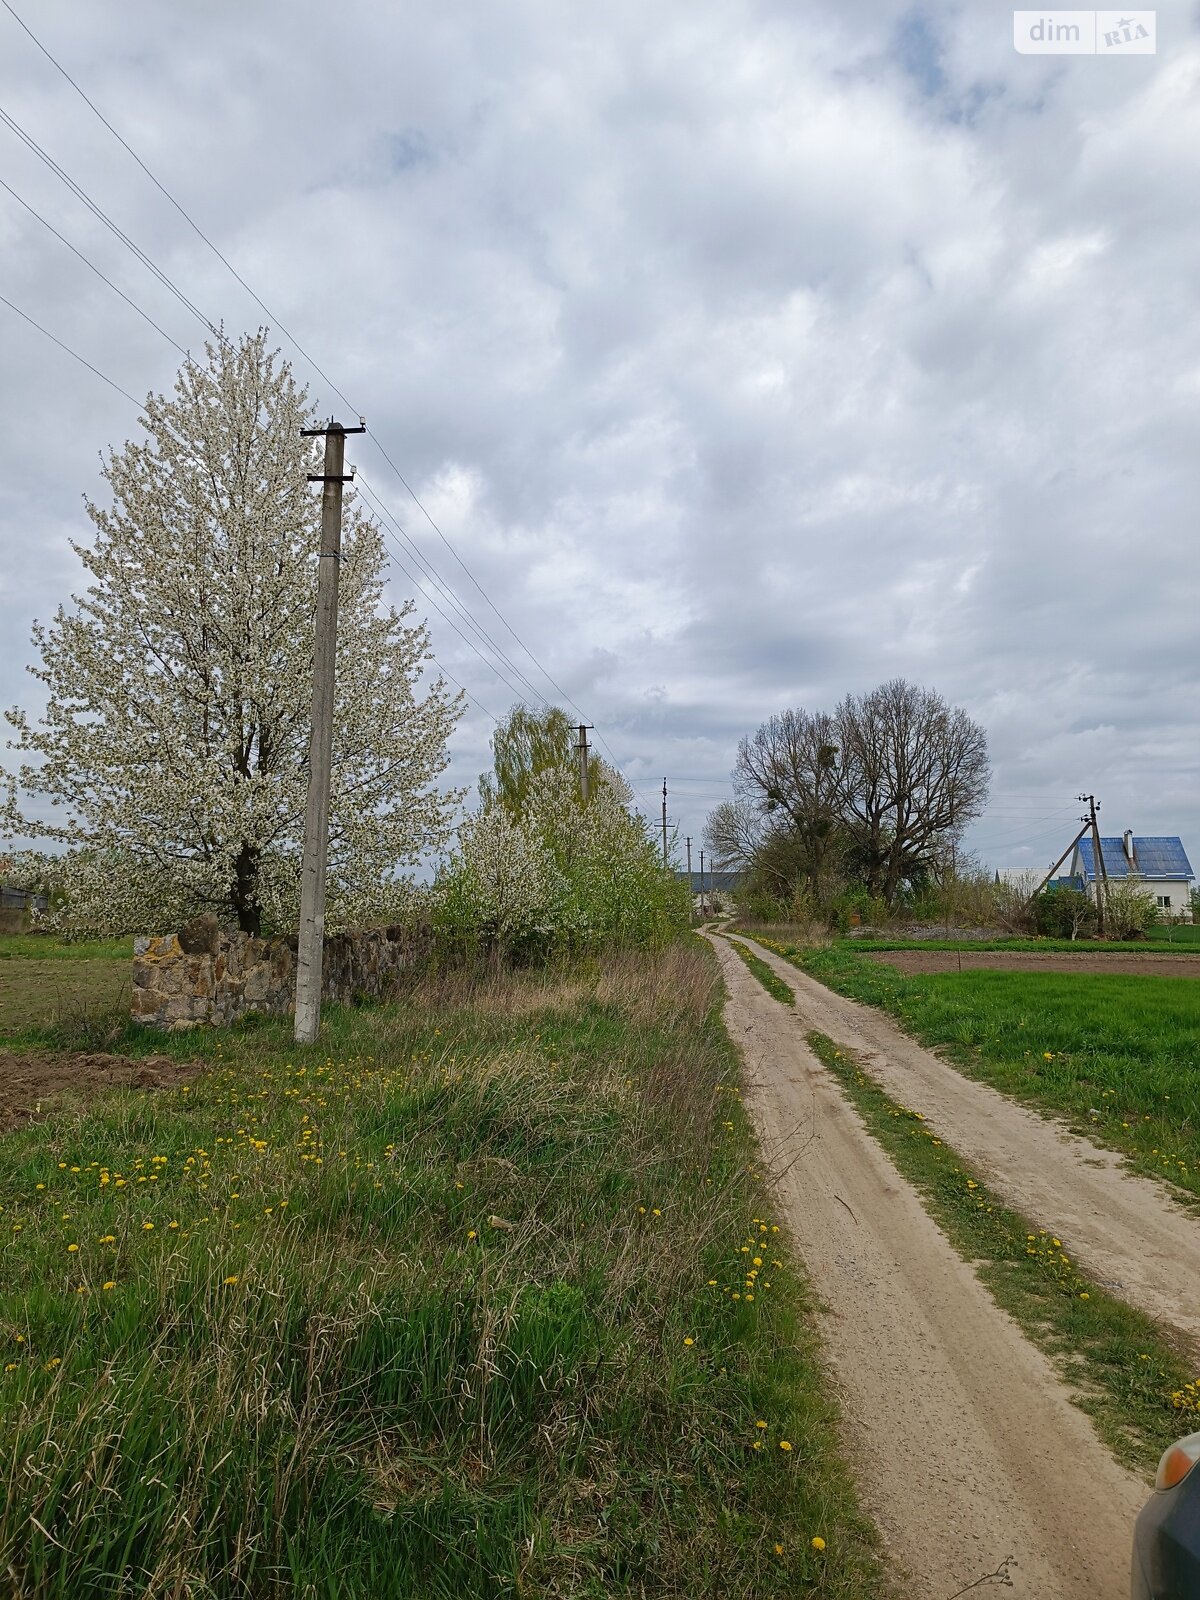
[2,330,462,937]
[438,754,689,955]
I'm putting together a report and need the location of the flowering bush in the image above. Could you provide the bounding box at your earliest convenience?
[436,763,690,958]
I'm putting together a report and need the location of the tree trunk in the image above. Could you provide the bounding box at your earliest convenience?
[232,843,262,936]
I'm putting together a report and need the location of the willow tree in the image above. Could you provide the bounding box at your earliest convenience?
[2,331,461,936]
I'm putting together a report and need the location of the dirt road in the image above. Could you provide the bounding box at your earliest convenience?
[706,932,1146,1598]
[732,932,1200,1346]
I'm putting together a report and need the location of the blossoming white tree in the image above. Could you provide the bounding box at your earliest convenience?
[2,331,461,936]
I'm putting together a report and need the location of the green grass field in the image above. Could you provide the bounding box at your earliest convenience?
[0,934,131,1040]
[0,935,133,961]
[0,944,886,1599]
[755,937,1200,1202]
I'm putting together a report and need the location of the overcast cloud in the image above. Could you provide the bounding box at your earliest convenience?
[2,0,1198,875]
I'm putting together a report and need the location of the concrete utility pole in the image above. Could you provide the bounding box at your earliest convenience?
[294,418,365,1045]
[685,836,692,880]
[1078,792,1107,938]
[699,848,706,917]
[661,778,669,867]
[575,724,593,804]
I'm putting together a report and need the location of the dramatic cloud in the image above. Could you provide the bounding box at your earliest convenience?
[2,0,1197,874]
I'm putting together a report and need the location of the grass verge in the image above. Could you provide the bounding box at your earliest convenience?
[750,935,1200,1203]
[805,1030,1199,1475]
[0,944,886,1599]
[726,937,794,1006]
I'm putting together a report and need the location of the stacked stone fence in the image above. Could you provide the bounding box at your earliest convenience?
[133,914,432,1030]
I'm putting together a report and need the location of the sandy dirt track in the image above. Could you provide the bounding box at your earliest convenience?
[866,948,1200,978]
[732,933,1200,1346]
[706,932,1146,1599]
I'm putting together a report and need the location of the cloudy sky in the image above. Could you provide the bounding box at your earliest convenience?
[1,0,1197,876]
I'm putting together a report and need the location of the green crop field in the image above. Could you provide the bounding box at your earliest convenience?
[0,943,886,1599]
[755,937,1200,1202]
[0,953,129,1041]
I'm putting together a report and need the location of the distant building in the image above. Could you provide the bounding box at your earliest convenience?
[993,868,1043,898]
[1069,833,1195,921]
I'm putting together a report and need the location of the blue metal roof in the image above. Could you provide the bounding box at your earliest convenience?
[1076,836,1193,882]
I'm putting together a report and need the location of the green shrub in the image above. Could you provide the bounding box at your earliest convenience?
[1033,886,1097,939]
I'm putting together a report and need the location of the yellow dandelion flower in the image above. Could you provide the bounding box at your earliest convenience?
[811,1535,826,1551]
[779,1440,792,1451]
[222,1274,239,1286]
[683,1337,695,1347]
[102,1281,116,1291]
[66,1243,79,1253]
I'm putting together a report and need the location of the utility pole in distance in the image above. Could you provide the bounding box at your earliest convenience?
[661,778,669,867]
[685,836,692,880]
[1078,791,1108,938]
[294,417,366,1045]
[699,848,706,917]
[575,724,593,804]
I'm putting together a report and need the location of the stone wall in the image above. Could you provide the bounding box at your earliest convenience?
[132,914,431,1030]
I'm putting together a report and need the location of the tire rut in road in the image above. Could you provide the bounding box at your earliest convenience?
[706,931,1144,1600]
[732,932,1200,1349]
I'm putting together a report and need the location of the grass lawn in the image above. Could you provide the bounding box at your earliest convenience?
[0,943,886,1599]
[753,936,1200,1202]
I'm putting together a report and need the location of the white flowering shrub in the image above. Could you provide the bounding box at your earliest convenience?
[2,331,461,938]
[436,757,690,958]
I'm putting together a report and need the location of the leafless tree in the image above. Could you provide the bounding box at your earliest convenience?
[836,680,989,902]
[732,709,843,893]
[703,798,766,872]
[729,682,989,905]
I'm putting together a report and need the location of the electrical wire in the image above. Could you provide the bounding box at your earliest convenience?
[0,290,140,404]
[0,174,189,355]
[0,289,499,729]
[0,101,220,342]
[0,0,593,728]
[356,473,553,712]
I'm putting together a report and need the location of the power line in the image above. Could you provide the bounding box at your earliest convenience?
[356,472,554,712]
[0,286,497,732]
[0,100,220,342]
[0,291,140,404]
[0,0,589,726]
[0,1,649,794]
[0,173,188,355]
[354,476,540,711]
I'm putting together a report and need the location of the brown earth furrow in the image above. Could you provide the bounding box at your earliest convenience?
[706,931,1144,1599]
[732,932,1200,1347]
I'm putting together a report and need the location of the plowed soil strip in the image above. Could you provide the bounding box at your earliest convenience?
[734,934,1200,1346]
[707,932,1144,1599]
[865,949,1200,978]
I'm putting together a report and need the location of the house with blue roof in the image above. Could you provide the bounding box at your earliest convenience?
[1069,832,1195,921]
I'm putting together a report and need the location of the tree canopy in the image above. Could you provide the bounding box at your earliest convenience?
[2,330,461,936]
[708,680,990,905]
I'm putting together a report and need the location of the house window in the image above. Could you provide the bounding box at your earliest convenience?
[1156,895,1171,908]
